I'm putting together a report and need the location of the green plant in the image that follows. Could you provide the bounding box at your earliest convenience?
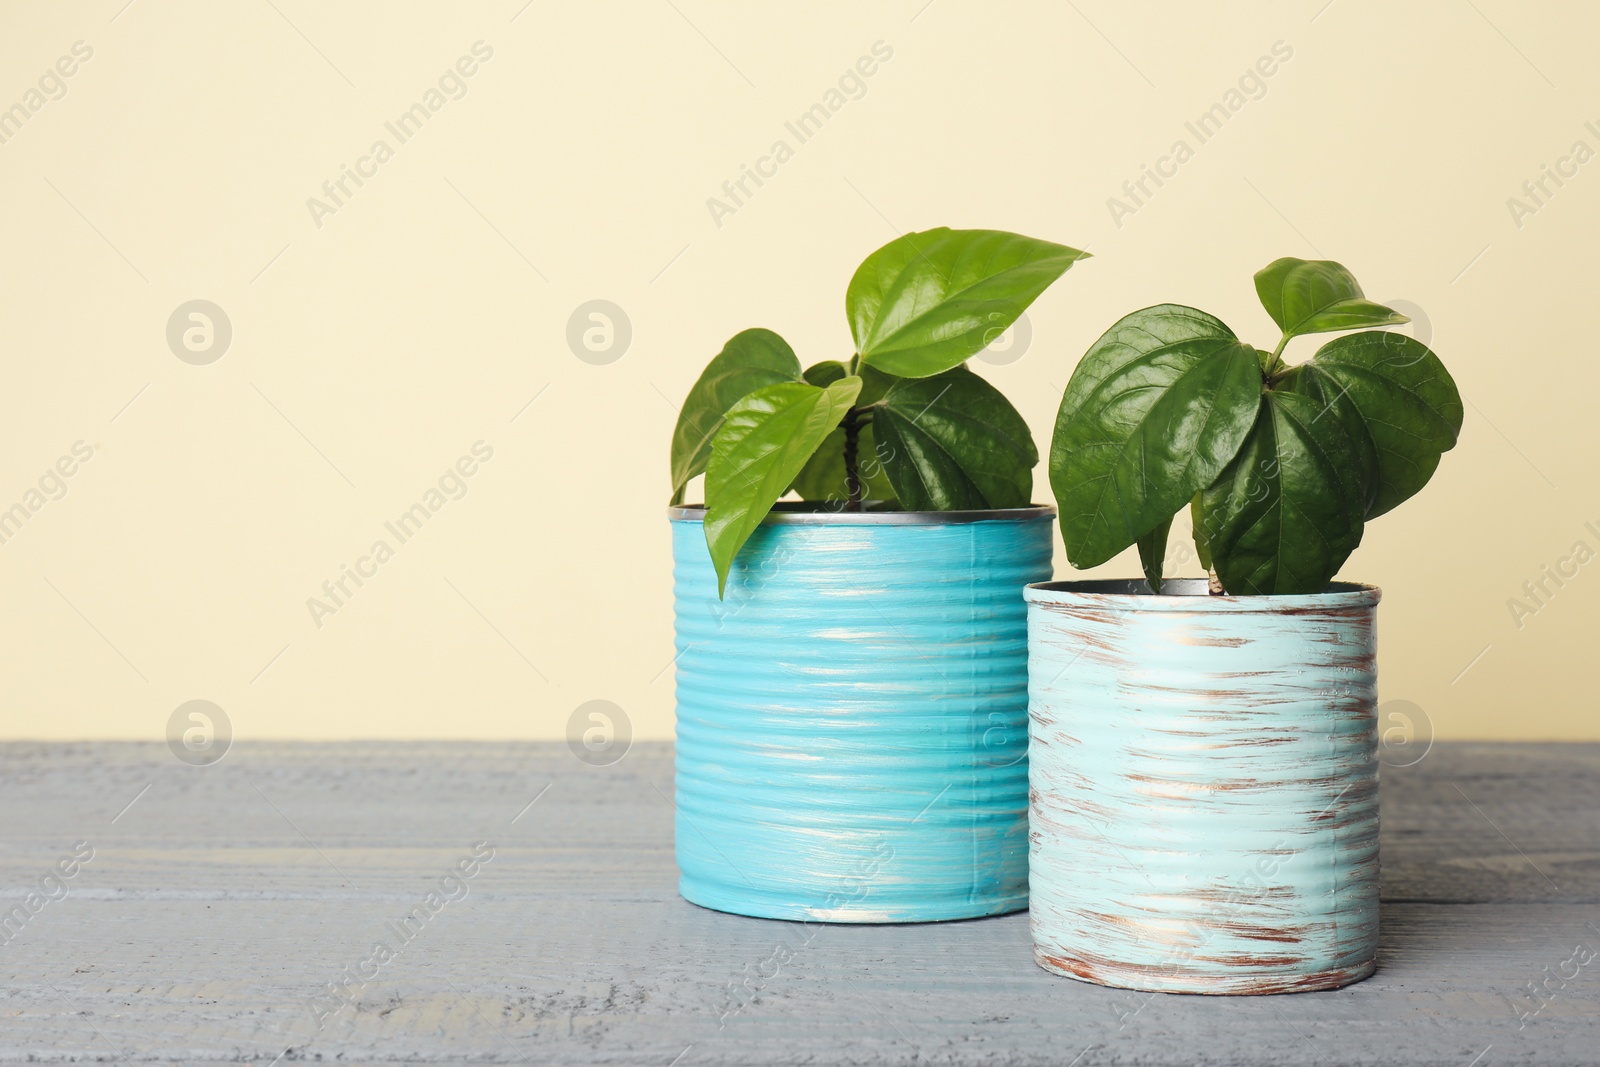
[1049,257,1463,595]
[670,228,1088,594]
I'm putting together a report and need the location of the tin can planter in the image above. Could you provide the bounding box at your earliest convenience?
[1025,579,1381,994]
[670,503,1054,923]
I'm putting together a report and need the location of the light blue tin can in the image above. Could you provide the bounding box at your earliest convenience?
[670,503,1054,923]
[1026,579,1381,994]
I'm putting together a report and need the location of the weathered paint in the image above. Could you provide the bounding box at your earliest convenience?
[670,504,1054,922]
[1025,578,1382,994]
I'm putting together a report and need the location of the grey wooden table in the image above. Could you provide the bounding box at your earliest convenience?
[1,742,1596,1065]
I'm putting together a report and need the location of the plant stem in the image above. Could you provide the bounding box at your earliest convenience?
[842,408,863,512]
[1265,334,1290,376]
[1207,567,1225,595]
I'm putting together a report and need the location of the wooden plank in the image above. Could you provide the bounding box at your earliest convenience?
[0,741,1595,1064]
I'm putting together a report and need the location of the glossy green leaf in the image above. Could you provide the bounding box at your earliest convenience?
[1293,331,1463,518]
[704,376,862,595]
[788,421,898,505]
[872,365,1037,510]
[1201,390,1368,595]
[801,361,897,405]
[1254,258,1409,342]
[1049,305,1262,569]
[669,328,802,504]
[789,362,900,504]
[1273,363,1380,520]
[847,228,1089,379]
[801,360,848,388]
[1136,515,1173,593]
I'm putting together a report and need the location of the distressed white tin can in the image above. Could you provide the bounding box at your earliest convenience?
[1026,579,1381,994]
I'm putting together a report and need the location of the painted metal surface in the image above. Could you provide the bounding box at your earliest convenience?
[1026,578,1382,994]
[671,504,1054,922]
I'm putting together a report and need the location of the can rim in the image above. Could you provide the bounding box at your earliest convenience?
[668,502,1055,525]
[1026,578,1380,611]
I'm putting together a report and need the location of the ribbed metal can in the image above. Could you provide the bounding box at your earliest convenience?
[670,503,1054,923]
[1026,578,1382,994]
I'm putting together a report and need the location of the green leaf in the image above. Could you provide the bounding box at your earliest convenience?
[803,361,897,405]
[847,228,1089,379]
[669,328,802,504]
[789,421,899,505]
[789,362,900,504]
[1137,515,1172,593]
[1049,304,1262,569]
[704,376,863,595]
[872,365,1037,510]
[1273,364,1380,520]
[802,360,848,388]
[1201,390,1368,595]
[1293,331,1463,519]
[1254,258,1409,343]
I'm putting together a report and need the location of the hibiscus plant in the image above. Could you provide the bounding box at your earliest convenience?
[1049,257,1463,596]
[670,227,1089,595]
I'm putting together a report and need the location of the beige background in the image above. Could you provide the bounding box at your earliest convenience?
[0,1,1593,743]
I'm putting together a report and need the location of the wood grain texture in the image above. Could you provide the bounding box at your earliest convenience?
[0,741,1596,1065]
